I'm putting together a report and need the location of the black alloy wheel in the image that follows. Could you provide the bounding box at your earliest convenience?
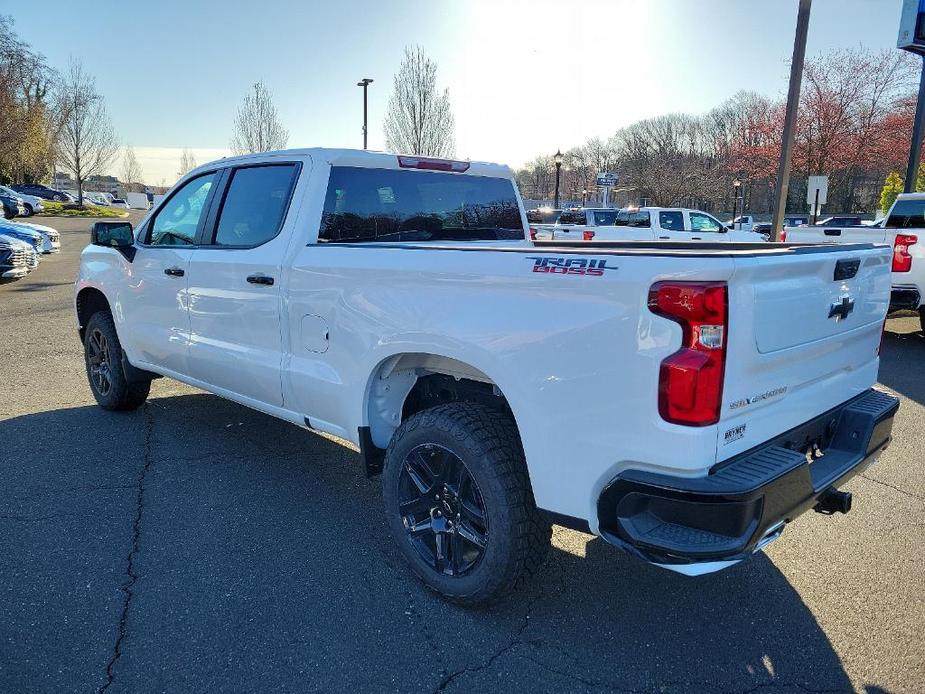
[398,444,489,576]
[86,327,113,397]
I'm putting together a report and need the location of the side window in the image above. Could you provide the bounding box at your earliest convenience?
[148,173,215,246]
[659,211,684,230]
[212,165,298,247]
[614,210,651,228]
[689,212,722,233]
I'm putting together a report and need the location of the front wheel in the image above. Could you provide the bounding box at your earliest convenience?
[382,402,550,607]
[22,203,33,217]
[83,311,150,411]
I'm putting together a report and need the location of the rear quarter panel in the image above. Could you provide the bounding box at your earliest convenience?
[284,244,737,528]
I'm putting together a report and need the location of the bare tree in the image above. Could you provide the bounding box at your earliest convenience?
[177,147,197,178]
[230,81,289,155]
[120,145,143,191]
[55,60,118,206]
[383,46,455,157]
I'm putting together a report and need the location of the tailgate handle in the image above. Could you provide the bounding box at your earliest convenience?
[834,258,860,281]
[824,229,842,236]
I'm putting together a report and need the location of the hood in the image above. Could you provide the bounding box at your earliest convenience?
[0,219,55,236]
[0,224,42,242]
[0,233,31,250]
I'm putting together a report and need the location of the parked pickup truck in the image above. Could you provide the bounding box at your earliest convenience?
[75,148,899,605]
[727,215,757,232]
[785,192,925,332]
[535,206,766,243]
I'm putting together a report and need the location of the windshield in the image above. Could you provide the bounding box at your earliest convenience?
[319,166,525,243]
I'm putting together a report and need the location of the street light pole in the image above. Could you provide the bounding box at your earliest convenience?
[554,149,563,209]
[770,0,812,241]
[904,61,925,193]
[357,78,373,149]
[733,178,741,229]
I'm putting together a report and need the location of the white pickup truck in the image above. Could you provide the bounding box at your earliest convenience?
[785,193,925,332]
[534,207,765,243]
[75,148,899,605]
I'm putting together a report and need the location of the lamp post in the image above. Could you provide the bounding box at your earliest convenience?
[553,149,563,208]
[357,78,373,149]
[732,178,741,229]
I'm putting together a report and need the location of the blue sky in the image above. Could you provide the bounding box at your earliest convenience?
[5,0,910,183]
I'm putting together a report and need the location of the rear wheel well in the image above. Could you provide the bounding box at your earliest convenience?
[76,288,111,341]
[364,354,517,469]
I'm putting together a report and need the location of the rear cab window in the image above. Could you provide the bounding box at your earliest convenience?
[556,211,587,226]
[318,166,525,243]
[886,199,925,228]
[527,209,560,224]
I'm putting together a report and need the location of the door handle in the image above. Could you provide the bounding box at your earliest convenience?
[691,236,702,240]
[247,274,275,286]
[164,267,184,277]
[659,236,670,239]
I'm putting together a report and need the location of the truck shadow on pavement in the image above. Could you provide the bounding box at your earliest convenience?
[0,392,859,693]
[879,323,925,405]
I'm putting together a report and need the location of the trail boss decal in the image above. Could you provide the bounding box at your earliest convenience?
[527,256,618,276]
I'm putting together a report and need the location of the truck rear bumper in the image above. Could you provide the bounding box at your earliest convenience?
[597,388,899,575]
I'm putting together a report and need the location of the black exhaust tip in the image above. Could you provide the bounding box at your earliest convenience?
[814,489,853,515]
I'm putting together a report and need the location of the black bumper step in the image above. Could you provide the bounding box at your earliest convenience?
[597,389,899,567]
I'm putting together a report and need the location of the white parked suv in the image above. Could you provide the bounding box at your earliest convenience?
[535,207,766,243]
[785,192,925,332]
[75,148,899,604]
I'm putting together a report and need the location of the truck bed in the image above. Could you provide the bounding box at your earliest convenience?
[324,239,883,257]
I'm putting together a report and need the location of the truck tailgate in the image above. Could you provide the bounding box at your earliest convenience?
[717,244,892,460]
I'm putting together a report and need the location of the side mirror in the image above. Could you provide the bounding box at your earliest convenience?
[91,221,135,260]
[721,226,730,232]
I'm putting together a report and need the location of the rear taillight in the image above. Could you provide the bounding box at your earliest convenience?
[397,155,470,172]
[892,234,917,272]
[529,227,537,241]
[648,282,728,426]
[583,229,595,241]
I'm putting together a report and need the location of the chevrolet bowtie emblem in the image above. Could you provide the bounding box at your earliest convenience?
[829,295,855,321]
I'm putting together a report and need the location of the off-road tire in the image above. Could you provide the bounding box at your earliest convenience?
[382,402,550,607]
[83,311,150,411]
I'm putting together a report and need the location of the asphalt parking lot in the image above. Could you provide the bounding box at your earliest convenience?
[1,215,923,693]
